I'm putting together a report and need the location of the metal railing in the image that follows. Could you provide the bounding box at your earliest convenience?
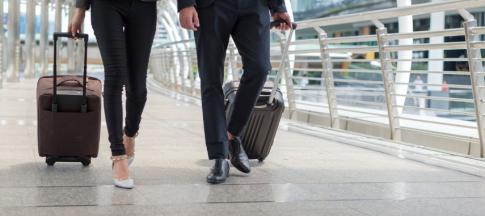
[149,0,485,157]
[0,0,79,89]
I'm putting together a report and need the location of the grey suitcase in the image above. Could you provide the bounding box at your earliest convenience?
[224,21,296,162]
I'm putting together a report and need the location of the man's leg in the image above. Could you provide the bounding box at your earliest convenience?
[227,1,271,137]
[195,1,237,159]
[224,0,271,174]
[195,0,239,184]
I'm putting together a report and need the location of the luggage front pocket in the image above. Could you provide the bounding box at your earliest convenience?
[38,109,100,157]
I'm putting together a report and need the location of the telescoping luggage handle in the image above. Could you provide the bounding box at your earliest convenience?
[52,32,89,113]
[268,20,297,105]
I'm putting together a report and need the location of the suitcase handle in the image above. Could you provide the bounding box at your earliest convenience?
[57,79,83,87]
[270,20,297,30]
[52,32,89,112]
[268,20,297,105]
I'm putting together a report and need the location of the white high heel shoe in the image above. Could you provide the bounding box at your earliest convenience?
[111,155,134,189]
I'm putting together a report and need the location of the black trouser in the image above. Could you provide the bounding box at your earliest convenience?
[195,0,271,159]
[91,0,156,156]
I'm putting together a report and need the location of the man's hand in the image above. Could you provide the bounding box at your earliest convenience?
[179,6,200,31]
[272,12,292,31]
[68,8,86,37]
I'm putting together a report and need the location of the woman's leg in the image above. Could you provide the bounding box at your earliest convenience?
[123,1,157,138]
[91,1,128,156]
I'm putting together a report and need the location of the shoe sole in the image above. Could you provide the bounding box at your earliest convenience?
[207,178,226,184]
[230,159,251,174]
[114,185,135,189]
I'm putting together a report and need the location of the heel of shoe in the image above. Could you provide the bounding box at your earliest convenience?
[123,133,137,166]
[111,155,134,189]
[127,155,135,166]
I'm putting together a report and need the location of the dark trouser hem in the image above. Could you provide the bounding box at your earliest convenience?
[111,148,126,156]
[227,127,241,138]
[206,141,229,160]
[124,127,139,138]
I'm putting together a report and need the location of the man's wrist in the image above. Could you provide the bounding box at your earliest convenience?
[271,6,287,15]
[178,1,196,12]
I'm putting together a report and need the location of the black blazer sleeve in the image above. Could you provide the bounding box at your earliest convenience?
[75,0,91,10]
[177,0,196,12]
[268,0,287,14]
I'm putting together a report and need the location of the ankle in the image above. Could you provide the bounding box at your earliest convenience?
[227,132,236,141]
[111,155,128,161]
[124,131,139,139]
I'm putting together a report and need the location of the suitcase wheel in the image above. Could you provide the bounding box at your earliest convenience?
[45,156,91,166]
[46,157,56,166]
[258,158,265,163]
[81,158,91,167]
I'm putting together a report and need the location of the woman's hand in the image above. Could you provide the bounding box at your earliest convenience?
[68,8,86,37]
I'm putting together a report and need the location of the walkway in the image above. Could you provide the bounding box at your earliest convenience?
[1,79,485,216]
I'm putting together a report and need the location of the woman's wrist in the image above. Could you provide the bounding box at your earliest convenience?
[74,8,86,16]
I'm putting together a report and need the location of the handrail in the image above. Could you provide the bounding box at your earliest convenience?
[149,0,485,158]
[297,0,485,29]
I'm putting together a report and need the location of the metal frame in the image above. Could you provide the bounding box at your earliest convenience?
[463,11,485,157]
[316,28,339,128]
[146,0,485,157]
[0,0,480,156]
[376,25,402,140]
[276,32,297,119]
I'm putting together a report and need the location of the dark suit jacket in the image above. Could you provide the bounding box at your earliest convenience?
[76,0,159,10]
[177,0,287,14]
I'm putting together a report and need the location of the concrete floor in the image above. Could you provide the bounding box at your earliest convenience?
[1,80,485,216]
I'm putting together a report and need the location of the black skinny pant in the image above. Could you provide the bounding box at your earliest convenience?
[91,0,156,156]
[195,0,271,159]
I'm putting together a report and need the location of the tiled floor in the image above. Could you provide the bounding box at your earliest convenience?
[1,80,485,216]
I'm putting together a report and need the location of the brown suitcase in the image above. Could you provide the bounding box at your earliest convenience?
[37,33,101,166]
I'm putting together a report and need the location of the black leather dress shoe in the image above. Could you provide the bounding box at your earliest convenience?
[229,137,251,173]
[207,159,230,184]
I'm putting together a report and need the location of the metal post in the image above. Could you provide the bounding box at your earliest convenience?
[161,51,167,85]
[166,51,171,86]
[278,33,297,119]
[54,0,63,73]
[376,27,401,141]
[40,0,50,76]
[177,47,186,93]
[172,47,179,90]
[188,46,196,95]
[168,47,176,89]
[316,29,340,128]
[67,2,76,74]
[6,0,20,82]
[25,0,37,79]
[154,54,163,83]
[55,0,62,32]
[464,19,485,157]
[228,40,239,81]
[162,51,168,85]
[0,0,4,88]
